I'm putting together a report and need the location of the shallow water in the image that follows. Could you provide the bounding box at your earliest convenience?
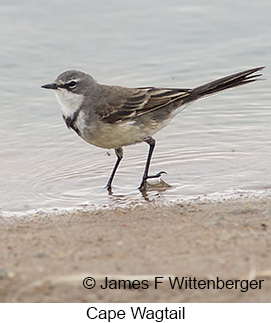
[1,0,271,214]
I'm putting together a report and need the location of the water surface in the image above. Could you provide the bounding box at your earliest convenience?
[1,0,270,214]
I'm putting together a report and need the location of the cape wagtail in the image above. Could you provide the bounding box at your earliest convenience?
[42,66,264,192]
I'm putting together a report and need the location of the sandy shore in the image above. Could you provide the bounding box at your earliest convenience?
[0,198,270,302]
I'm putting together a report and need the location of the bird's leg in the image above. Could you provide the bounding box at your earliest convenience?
[138,137,166,191]
[106,147,123,194]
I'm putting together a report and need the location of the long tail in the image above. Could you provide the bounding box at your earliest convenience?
[184,66,264,103]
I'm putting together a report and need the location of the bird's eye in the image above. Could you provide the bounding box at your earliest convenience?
[68,81,77,88]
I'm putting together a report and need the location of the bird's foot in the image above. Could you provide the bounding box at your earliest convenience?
[145,171,167,179]
[106,184,113,195]
[138,171,167,191]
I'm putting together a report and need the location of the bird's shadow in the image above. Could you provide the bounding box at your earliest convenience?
[108,178,172,202]
[140,179,172,201]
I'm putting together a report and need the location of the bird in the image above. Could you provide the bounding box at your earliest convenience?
[41,66,264,193]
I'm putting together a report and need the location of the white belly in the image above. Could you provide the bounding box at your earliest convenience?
[78,117,171,149]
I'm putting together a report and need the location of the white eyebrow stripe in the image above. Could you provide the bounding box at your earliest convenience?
[58,78,81,85]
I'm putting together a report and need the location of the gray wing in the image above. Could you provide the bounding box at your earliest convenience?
[99,87,192,123]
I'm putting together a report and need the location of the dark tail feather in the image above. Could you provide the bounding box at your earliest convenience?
[185,66,264,103]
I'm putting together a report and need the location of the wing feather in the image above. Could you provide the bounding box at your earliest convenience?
[100,87,192,123]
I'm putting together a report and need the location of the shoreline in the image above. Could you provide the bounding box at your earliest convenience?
[1,198,271,302]
[2,187,271,218]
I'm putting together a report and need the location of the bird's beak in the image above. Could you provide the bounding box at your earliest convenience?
[41,83,58,90]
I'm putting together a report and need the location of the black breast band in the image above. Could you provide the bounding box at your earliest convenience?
[63,110,81,136]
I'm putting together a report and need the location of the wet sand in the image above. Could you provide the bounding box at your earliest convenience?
[0,198,270,302]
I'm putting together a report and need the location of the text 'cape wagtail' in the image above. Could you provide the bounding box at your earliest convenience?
[42,67,264,193]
